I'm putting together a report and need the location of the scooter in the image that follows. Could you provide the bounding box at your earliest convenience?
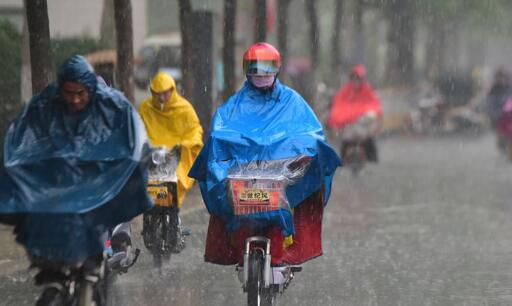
[409,94,444,134]
[236,236,302,306]
[226,157,310,306]
[340,111,379,176]
[34,224,140,306]
[33,253,106,306]
[141,145,188,268]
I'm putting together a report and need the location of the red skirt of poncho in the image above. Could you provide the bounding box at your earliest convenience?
[203,190,324,266]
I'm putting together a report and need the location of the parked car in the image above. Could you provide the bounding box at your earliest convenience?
[85,49,117,87]
[134,32,182,90]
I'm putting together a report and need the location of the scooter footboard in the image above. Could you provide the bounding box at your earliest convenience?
[237,265,301,291]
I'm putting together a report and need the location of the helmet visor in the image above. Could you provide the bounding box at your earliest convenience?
[244,60,280,76]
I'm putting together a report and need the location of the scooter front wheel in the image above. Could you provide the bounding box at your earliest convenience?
[247,251,275,306]
[247,251,263,306]
[346,145,365,177]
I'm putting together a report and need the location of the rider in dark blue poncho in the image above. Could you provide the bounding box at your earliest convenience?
[189,43,340,265]
[0,55,152,263]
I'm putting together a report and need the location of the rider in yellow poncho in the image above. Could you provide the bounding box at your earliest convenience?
[138,72,203,207]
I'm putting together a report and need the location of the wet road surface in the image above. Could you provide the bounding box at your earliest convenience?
[2,133,512,306]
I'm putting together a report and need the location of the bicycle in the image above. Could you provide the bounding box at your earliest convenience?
[142,146,187,268]
[34,255,106,306]
[226,157,310,305]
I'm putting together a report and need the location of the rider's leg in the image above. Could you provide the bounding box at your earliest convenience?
[364,138,378,162]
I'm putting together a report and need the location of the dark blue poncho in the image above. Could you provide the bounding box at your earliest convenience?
[0,55,152,262]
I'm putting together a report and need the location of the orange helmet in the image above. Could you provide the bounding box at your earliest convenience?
[243,42,282,76]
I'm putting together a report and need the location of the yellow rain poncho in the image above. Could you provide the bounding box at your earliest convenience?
[138,72,203,207]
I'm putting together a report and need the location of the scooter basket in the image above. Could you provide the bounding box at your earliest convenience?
[228,178,286,216]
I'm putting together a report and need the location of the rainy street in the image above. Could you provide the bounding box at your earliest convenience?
[4,0,512,305]
[2,132,512,306]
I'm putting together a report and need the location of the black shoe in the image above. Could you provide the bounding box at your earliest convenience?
[181,227,192,236]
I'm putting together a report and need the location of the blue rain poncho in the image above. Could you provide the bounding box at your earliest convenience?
[0,55,152,262]
[189,80,340,236]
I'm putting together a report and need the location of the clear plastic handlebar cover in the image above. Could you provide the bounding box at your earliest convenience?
[148,145,181,182]
[226,155,312,216]
[342,111,378,140]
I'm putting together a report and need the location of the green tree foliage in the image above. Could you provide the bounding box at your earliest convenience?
[51,38,105,68]
[0,20,21,108]
[416,0,512,30]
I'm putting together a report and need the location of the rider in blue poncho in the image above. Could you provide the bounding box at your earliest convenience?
[0,55,152,263]
[189,43,341,265]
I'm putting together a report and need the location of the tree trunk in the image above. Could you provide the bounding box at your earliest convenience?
[425,15,446,80]
[353,0,364,64]
[304,0,319,111]
[254,0,266,42]
[277,0,291,83]
[24,0,53,95]
[100,0,116,49]
[178,0,193,98]
[305,0,319,67]
[222,0,237,101]
[21,8,32,103]
[331,0,344,86]
[114,0,135,103]
[189,11,214,139]
[443,21,459,71]
[385,0,415,86]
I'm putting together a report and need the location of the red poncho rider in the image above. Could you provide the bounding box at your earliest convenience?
[327,65,382,162]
